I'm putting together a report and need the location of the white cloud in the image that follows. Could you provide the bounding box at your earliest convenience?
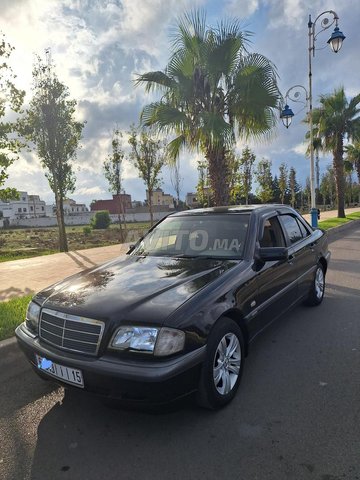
[224,0,260,18]
[291,142,307,156]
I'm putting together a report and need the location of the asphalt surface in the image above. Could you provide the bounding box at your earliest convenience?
[1,225,360,480]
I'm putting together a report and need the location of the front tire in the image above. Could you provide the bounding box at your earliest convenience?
[196,318,244,410]
[305,263,325,306]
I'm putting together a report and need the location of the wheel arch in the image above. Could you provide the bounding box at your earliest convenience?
[319,256,328,274]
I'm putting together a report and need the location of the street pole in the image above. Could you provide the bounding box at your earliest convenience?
[308,14,317,227]
[281,10,345,228]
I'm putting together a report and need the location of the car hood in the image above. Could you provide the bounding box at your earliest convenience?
[35,255,239,325]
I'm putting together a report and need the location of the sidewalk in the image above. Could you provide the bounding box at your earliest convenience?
[0,243,130,301]
[1,206,360,302]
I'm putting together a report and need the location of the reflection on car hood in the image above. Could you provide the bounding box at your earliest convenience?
[36,255,239,324]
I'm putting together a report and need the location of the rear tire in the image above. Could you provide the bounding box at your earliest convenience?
[196,317,244,410]
[305,263,325,306]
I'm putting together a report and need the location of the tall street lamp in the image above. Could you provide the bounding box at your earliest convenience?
[281,10,345,228]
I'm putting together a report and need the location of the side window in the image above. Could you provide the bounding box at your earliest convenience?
[259,216,285,247]
[280,215,303,244]
[296,218,310,238]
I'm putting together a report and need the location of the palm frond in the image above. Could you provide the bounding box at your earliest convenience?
[171,9,207,55]
[140,102,189,134]
[167,135,187,160]
[135,71,175,93]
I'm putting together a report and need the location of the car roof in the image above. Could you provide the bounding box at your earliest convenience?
[169,204,294,217]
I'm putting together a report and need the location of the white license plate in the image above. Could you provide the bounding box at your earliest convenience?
[35,355,84,388]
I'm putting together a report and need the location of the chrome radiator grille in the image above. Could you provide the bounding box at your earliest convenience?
[39,309,104,355]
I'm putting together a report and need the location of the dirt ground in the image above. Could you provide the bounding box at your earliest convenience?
[0,223,149,261]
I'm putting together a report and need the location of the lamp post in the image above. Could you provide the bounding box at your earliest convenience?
[281,10,345,228]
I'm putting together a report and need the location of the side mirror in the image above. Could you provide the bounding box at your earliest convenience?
[257,247,288,262]
[126,244,135,254]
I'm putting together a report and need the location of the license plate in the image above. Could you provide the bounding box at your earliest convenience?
[35,355,84,388]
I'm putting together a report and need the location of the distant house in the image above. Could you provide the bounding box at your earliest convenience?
[63,198,88,215]
[185,192,198,208]
[90,193,132,214]
[146,188,174,209]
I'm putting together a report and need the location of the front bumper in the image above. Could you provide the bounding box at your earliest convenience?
[15,323,205,404]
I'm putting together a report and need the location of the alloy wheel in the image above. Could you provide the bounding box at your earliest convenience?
[213,333,241,395]
[315,267,325,300]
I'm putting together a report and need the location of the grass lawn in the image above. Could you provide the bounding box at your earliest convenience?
[318,211,360,230]
[0,294,33,341]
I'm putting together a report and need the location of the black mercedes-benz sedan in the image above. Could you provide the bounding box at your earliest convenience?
[16,205,330,409]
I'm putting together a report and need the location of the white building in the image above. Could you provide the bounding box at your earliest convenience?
[0,191,47,221]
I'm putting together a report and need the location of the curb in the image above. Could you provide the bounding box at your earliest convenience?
[326,218,360,242]
[1,219,359,352]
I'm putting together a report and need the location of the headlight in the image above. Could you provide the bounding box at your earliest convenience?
[110,326,185,356]
[26,301,41,333]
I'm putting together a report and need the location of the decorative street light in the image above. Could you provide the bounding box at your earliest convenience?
[281,10,345,228]
[280,85,308,129]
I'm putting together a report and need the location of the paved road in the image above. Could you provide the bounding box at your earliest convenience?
[1,225,360,480]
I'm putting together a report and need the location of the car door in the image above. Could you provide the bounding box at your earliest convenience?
[278,213,317,296]
[248,214,297,337]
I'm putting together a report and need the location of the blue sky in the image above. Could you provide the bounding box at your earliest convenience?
[1,0,359,207]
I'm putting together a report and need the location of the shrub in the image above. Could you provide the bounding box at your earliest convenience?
[90,211,111,230]
[83,226,92,236]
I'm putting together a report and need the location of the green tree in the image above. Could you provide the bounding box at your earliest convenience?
[288,167,299,208]
[278,162,289,204]
[239,147,256,205]
[196,161,211,207]
[21,56,84,251]
[311,87,360,218]
[0,35,25,201]
[272,175,281,203]
[104,128,127,242]
[136,10,280,206]
[128,126,166,226]
[320,166,336,208]
[227,150,241,205]
[91,210,110,229]
[255,158,273,203]
[345,142,360,184]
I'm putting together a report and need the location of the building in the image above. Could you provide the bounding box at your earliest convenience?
[90,193,132,214]
[146,188,174,209]
[185,192,198,208]
[0,191,47,221]
[63,198,88,215]
[185,188,211,208]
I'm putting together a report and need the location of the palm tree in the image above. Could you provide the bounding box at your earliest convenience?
[311,87,360,218]
[345,142,360,184]
[135,11,280,206]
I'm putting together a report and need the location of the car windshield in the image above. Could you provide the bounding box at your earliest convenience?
[131,214,249,259]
